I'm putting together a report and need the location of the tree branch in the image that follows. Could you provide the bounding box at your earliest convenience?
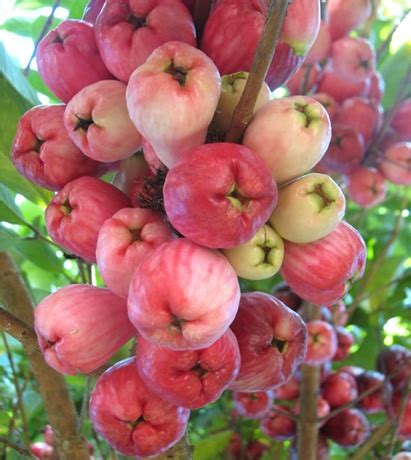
[350,420,392,460]
[0,437,34,459]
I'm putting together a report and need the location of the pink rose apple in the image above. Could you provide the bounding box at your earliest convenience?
[322,371,358,408]
[286,63,323,95]
[83,0,105,23]
[380,142,411,185]
[326,300,348,326]
[305,320,338,366]
[30,442,54,459]
[136,330,240,409]
[328,0,372,40]
[35,285,135,375]
[164,143,277,249]
[233,390,274,419]
[126,41,221,168]
[367,71,385,103]
[11,105,102,190]
[89,358,190,457]
[391,98,411,141]
[274,375,300,400]
[377,345,411,391]
[95,0,196,82]
[128,238,240,350]
[333,326,355,361]
[345,167,387,208]
[36,20,112,102]
[229,292,307,392]
[321,409,370,447]
[357,371,390,413]
[261,405,296,440]
[141,137,164,173]
[45,176,130,262]
[305,21,331,64]
[281,221,366,306]
[311,93,340,122]
[391,391,411,439]
[340,366,364,379]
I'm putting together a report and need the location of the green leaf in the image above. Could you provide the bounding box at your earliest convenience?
[193,430,233,460]
[1,16,34,37]
[0,184,25,224]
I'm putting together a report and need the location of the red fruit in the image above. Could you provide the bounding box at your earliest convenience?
[281,221,366,306]
[305,21,331,64]
[339,366,364,379]
[128,238,240,350]
[305,320,338,366]
[391,98,411,141]
[391,391,411,439]
[357,371,390,413]
[311,92,340,121]
[272,283,303,312]
[322,408,370,447]
[274,375,300,400]
[380,142,411,185]
[322,371,358,408]
[286,63,323,95]
[261,405,296,440]
[333,326,355,361]
[328,0,372,40]
[36,20,112,102]
[136,330,240,409]
[229,292,307,392]
[30,442,54,459]
[164,143,277,249]
[83,0,104,23]
[95,0,196,82]
[89,358,190,457]
[35,285,135,375]
[380,127,401,151]
[233,390,274,419]
[377,345,411,390]
[345,167,387,208]
[43,425,54,446]
[367,71,385,103]
[326,300,348,326]
[45,177,130,262]
[246,440,269,460]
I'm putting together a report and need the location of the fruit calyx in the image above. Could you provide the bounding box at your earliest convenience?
[169,315,185,333]
[129,228,142,242]
[74,116,93,132]
[272,337,287,353]
[61,199,73,215]
[192,362,207,378]
[165,60,188,86]
[34,137,44,153]
[307,183,335,212]
[227,184,250,211]
[128,415,145,429]
[294,102,319,128]
[127,14,147,30]
[52,34,64,44]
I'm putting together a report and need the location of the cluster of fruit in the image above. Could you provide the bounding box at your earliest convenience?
[286,0,411,208]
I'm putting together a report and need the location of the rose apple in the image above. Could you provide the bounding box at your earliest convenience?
[272,284,303,312]
[222,224,284,280]
[322,371,358,408]
[30,442,54,459]
[305,320,338,366]
[281,221,366,306]
[261,405,296,440]
[356,371,390,413]
[391,392,411,439]
[311,93,339,122]
[141,137,164,173]
[243,96,331,185]
[345,167,387,208]
[128,238,240,350]
[321,409,370,447]
[377,345,411,390]
[333,326,355,361]
[327,300,348,326]
[391,98,411,141]
[232,390,274,419]
[89,358,190,457]
[126,41,221,168]
[36,20,112,102]
[380,142,411,185]
[274,375,300,400]
[229,292,307,392]
[83,0,105,23]
[286,63,323,95]
[327,0,372,40]
[43,425,54,446]
[11,105,102,191]
[111,151,152,197]
[45,176,130,262]
[380,127,401,151]
[34,285,135,375]
[305,21,331,64]
[246,440,269,460]
[269,173,345,243]
[96,207,173,298]
[164,143,277,249]
[368,71,385,103]
[201,0,320,89]
[340,366,365,379]
[136,330,240,409]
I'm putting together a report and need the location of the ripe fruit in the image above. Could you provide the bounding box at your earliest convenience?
[379,142,411,185]
[243,96,331,185]
[345,167,387,208]
[269,173,345,244]
[89,358,190,457]
[305,320,338,366]
[164,143,277,249]
[261,405,296,440]
[377,345,411,390]
[322,371,358,408]
[95,0,196,82]
[281,221,366,306]
[304,21,331,64]
[126,41,221,168]
[36,20,112,102]
[391,391,411,439]
[368,71,385,103]
[326,300,348,326]
[391,98,411,141]
[286,63,323,95]
[321,408,370,447]
[356,371,389,413]
[274,375,300,400]
[30,442,54,459]
[82,0,104,24]
[311,93,339,121]
[327,0,372,40]
[128,239,240,350]
[34,285,135,375]
[45,176,130,262]
[232,390,274,419]
[222,224,284,280]
[333,326,355,361]
[96,207,173,298]
[229,292,307,392]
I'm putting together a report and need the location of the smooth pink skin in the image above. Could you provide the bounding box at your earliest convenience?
[128,238,240,350]
[326,300,348,326]
[380,142,411,185]
[233,390,274,419]
[328,0,372,40]
[311,93,340,121]
[95,0,195,82]
[136,330,240,409]
[96,208,173,298]
[37,20,112,103]
[261,405,296,440]
[164,143,277,249]
[322,409,370,447]
[34,285,135,375]
[339,366,364,379]
[380,127,401,151]
[30,442,54,459]
[368,71,385,103]
[281,221,366,307]
[345,167,387,208]
[274,375,300,400]
[286,63,323,95]
[142,137,164,172]
[11,105,102,191]
[333,326,354,361]
[89,358,190,457]
[356,371,389,413]
[391,98,411,141]
[229,292,307,392]
[243,96,331,185]
[336,97,383,145]
[45,176,130,262]
[322,371,358,408]
[304,21,331,65]
[83,0,105,23]
[43,425,54,446]
[377,345,411,391]
[201,0,319,89]
[304,320,337,366]
[64,80,141,162]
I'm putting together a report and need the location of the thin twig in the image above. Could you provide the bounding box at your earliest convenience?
[0,308,40,354]
[350,420,392,460]
[0,437,35,458]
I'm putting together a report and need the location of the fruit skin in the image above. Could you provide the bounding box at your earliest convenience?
[243,96,331,185]
[11,105,101,191]
[201,0,320,89]
[368,71,385,103]
[391,392,411,439]
[333,326,355,361]
[274,375,300,400]
[269,173,346,244]
[304,21,331,64]
[327,0,372,40]
[377,345,411,390]
[311,93,339,121]
[36,20,112,103]
[96,207,173,298]
[83,0,104,23]
[141,137,164,173]
[261,405,296,440]
[232,390,274,419]
[126,41,221,168]
[345,167,387,208]
[379,142,411,185]
[222,224,284,281]
[356,371,390,413]
[286,63,323,95]
[34,285,135,375]
[229,292,307,392]
[64,80,142,162]
[321,408,370,447]
[322,371,358,408]
[326,300,348,326]
[281,221,366,306]
[128,238,240,350]
[391,98,411,141]
[45,176,130,263]
[164,143,277,249]
[95,0,196,82]
[305,320,338,366]
[30,442,54,459]
[89,358,190,457]
[136,330,240,409]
